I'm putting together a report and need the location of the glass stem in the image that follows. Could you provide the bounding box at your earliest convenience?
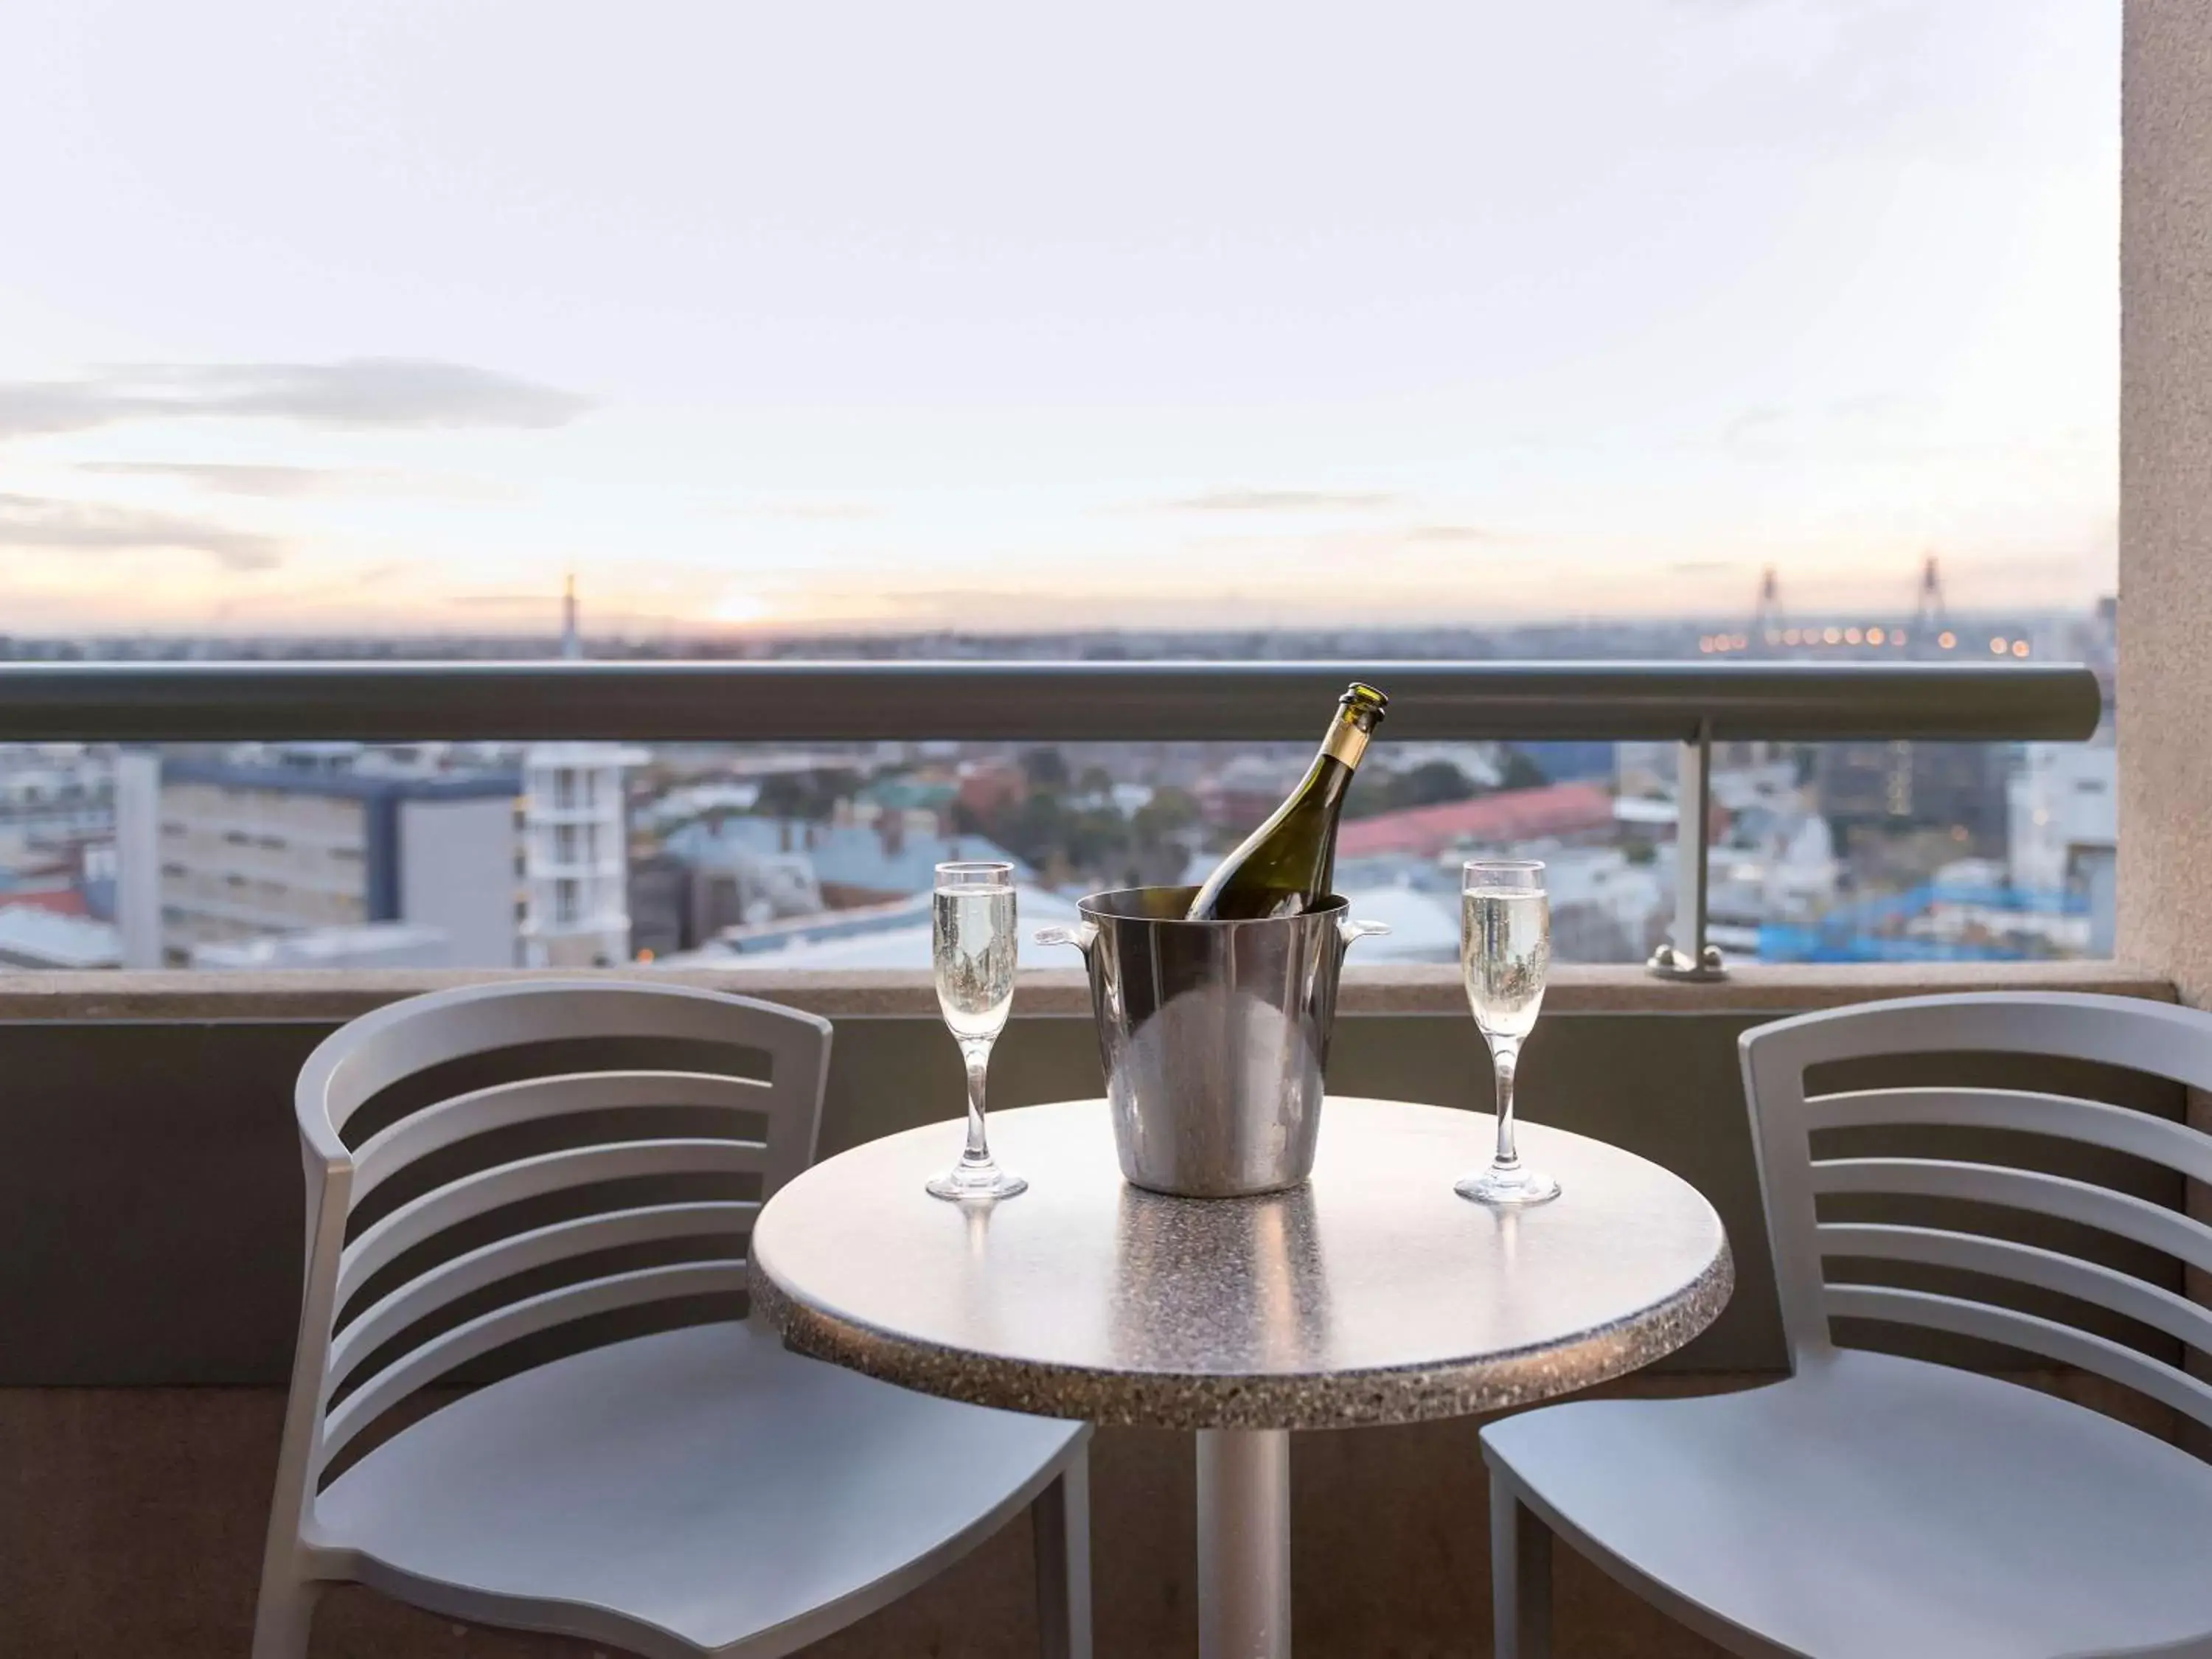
[1491,1040,1522,1172]
[959,1038,995,1166]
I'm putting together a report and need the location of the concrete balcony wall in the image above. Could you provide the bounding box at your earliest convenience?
[2122,0,2212,1428]
[0,960,2179,1656]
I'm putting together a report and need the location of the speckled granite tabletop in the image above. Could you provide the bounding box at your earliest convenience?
[751,1096,1733,1430]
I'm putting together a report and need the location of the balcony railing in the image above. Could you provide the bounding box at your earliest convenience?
[0,658,2103,979]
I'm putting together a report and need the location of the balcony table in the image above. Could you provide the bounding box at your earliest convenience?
[750,1096,1733,1659]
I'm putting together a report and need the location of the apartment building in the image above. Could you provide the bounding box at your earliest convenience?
[521,743,641,967]
[115,754,524,968]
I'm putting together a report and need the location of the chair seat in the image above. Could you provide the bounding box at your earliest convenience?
[1483,1348,2212,1659]
[313,1321,1085,1659]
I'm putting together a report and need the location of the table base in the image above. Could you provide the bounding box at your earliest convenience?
[1197,1427,1291,1659]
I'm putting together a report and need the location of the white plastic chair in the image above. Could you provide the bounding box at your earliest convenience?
[254,980,1091,1659]
[1482,992,2212,1659]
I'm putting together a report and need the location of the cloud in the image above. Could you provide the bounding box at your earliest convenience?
[77,461,353,498]
[751,501,882,521]
[0,493,285,571]
[1721,405,1791,449]
[1158,488,1399,513]
[1403,524,1508,546]
[449,593,553,609]
[0,359,593,439]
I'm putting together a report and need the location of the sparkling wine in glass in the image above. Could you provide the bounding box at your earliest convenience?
[1455,859,1560,1206]
[927,861,1027,1201]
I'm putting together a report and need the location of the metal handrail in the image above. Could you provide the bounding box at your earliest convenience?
[0,658,2103,980]
[0,659,2099,743]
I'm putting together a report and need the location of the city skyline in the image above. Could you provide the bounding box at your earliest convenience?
[0,1,2119,636]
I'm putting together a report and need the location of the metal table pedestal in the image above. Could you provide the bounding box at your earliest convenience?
[1198,1429,1292,1658]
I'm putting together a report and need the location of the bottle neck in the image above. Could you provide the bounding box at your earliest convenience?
[1318,708,1375,771]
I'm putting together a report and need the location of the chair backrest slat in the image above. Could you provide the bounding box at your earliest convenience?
[320,1259,746,1462]
[336,1138,766,1309]
[303,981,825,1158]
[1739,992,2212,1428]
[352,1070,773,1198]
[1811,1158,2212,1279]
[1806,1085,2212,1185]
[1823,1284,2212,1432]
[1746,993,2212,1092]
[1818,1222,2212,1354]
[327,1200,755,1394]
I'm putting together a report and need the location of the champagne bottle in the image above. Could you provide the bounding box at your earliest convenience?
[1184,682,1389,920]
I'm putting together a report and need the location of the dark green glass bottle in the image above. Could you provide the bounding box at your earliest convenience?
[1184,683,1389,920]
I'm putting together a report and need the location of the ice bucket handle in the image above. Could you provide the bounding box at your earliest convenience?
[1034,921,1100,956]
[1338,917,1392,948]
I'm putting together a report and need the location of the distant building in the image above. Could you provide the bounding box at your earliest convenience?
[1615,740,1780,797]
[1706,765,1841,945]
[641,781,762,833]
[191,921,453,970]
[956,757,1029,820]
[657,884,1082,970]
[2081,845,2117,956]
[521,743,641,968]
[2008,742,2117,894]
[1543,846,1669,964]
[663,816,1032,910]
[1760,859,2091,964]
[115,754,522,968]
[0,747,114,844]
[0,905,120,969]
[1320,881,1461,962]
[1336,783,1617,861]
[1198,754,1314,832]
[1510,740,1615,783]
[1370,744,1502,791]
[685,845,824,942]
[625,849,694,961]
[0,886,91,919]
[853,775,958,827]
[1817,741,2010,857]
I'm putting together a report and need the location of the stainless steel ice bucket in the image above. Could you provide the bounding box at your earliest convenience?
[1036,884,1390,1197]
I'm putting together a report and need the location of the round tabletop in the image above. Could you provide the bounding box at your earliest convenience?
[750,1097,1733,1430]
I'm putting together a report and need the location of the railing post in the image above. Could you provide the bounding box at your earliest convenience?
[1649,720,1725,981]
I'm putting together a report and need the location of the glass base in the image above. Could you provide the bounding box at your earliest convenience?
[1455,1166,1561,1206]
[926,1161,1028,1202]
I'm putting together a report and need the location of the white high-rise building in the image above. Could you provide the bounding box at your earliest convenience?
[521,577,641,967]
[2008,741,2118,894]
[521,744,636,967]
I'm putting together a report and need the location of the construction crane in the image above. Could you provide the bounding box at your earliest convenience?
[1909,552,1955,657]
[1749,566,1784,654]
[1706,554,1990,657]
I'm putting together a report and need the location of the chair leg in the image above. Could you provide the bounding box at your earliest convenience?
[1491,1472,1552,1659]
[251,1573,321,1659]
[1032,1442,1093,1659]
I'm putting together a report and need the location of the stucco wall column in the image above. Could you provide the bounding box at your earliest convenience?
[2121,0,2212,1411]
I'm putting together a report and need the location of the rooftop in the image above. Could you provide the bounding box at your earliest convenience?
[0,903,119,968]
[189,922,453,970]
[664,815,1035,895]
[164,757,521,804]
[1338,782,1618,860]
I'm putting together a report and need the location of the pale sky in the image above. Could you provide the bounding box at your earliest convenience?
[0,0,2118,638]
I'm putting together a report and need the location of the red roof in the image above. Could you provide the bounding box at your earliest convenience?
[0,887,88,918]
[1338,782,1615,860]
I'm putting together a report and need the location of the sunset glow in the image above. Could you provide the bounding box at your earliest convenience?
[0,1,2118,636]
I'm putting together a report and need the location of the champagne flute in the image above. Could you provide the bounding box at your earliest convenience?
[1455,858,1560,1206]
[926,861,1027,1201]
